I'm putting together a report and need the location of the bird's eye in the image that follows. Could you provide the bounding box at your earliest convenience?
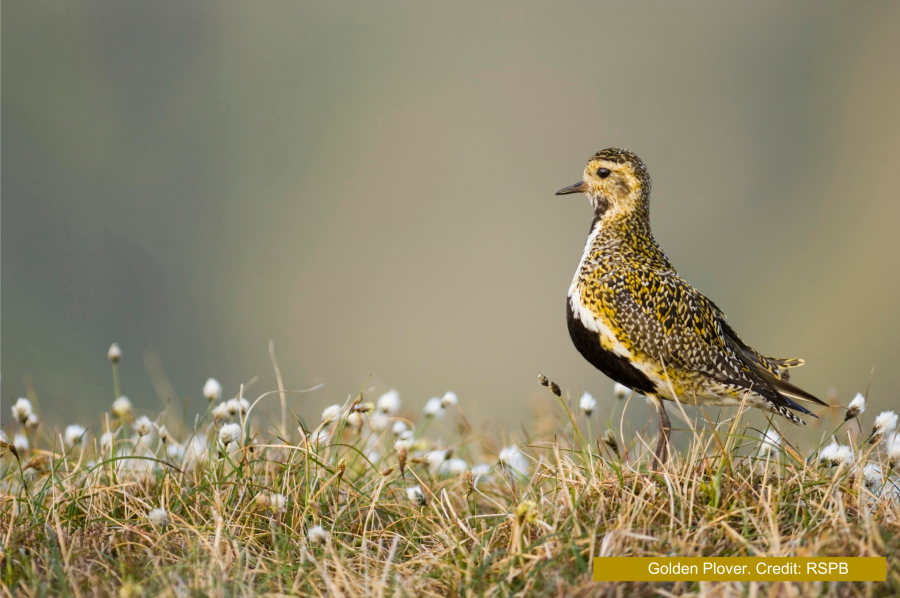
[597,168,611,178]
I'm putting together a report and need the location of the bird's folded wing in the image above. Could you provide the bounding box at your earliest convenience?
[609,269,823,411]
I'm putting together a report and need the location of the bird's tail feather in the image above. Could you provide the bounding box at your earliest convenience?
[764,357,805,369]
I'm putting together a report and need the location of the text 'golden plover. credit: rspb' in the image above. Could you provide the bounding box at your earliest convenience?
[557,148,826,468]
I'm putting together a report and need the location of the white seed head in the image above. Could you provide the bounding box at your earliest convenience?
[307,525,328,546]
[818,441,838,466]
[13,433,29,453]
[440,391,458,408]
[613,383,630,400]
[392,421,409,435]
[134,416,153,437]
[218,423,242,446]
[499,445,529,476]
[873,411,898,436]
[846,392,866,420]
[347,412,362,429]
[212,402,231,420]
[101,432,116,452]
[423,397,443,417]
[148,508,169,528]
[64,425,87,447]
[370,413,390,431]
[758,430,780,455]
[888,437,900,469]
[226,397,250,416]
[863,463,883,491]
[394,439,409,453]
[12,398,33,424]
[579,392,596,416]
[407,485,427,507]
[426,449,448,471]
[376,389,401,414]
[398,430,414,441]
[269,493,287,513]
[833,445,854,467]
[321,404,341,423]
[107,343,121,363]
[112,396,133,418]
[203,378,222,402]
[158,425,171,443]
[442,457,468,476]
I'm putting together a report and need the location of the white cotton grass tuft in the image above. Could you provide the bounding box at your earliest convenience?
[107,343,121,363]
[158,425,171,443]
[613,383,630,400]
[226,397,250,416]
[212,402,231,420]
[321,404,341,423]
[579,392,596,416]
[12,398,33,424]
[426,450,448,471]
[440,391,458,408]
[499,445,529,476]
[441,458,468,476]
[370,413,390,431]
[112,396,133,419]
[347,412,363,429]
[134,416,153,437]
[833,445,854,468]
[307,525,328,546]
[758,430,780,456]
[269,493,287,513]
[888,437,900,469]
[820,441,855,469]
[203,378,222,402]
[218,423,242,447]
[64,425,86,447]
[398,430,414,442]
[871,411,899,444]
[392,421,408,435]
[13,433,29,453]
[845,392,866,421]
[423,397,443,417]
[407,485,427,507]
[148,508,169,528]
[376,389,401,414]
[862,463,884,492]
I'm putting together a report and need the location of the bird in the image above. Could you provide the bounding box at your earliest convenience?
[556,148,826,468]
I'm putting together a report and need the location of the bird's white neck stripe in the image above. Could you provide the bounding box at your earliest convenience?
[568,218,604,298]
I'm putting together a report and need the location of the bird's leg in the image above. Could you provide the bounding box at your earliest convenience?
[651,397,671,469]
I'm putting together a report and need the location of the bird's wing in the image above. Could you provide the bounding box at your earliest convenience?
[715,317,826,407]
[607,269,822,412]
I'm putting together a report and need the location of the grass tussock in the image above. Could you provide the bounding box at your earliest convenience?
[1,353,899,597]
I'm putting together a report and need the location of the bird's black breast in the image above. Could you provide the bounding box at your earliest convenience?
[566,297,657,396]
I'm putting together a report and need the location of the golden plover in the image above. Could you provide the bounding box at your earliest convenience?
[557,148,825,467]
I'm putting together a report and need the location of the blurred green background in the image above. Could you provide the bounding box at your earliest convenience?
[3,2,900,435]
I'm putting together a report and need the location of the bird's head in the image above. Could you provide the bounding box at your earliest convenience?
[556,148,651,218]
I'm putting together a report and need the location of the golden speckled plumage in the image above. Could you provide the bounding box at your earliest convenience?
[559,148,824,430]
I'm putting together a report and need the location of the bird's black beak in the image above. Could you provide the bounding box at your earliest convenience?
[555,181,586,196]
